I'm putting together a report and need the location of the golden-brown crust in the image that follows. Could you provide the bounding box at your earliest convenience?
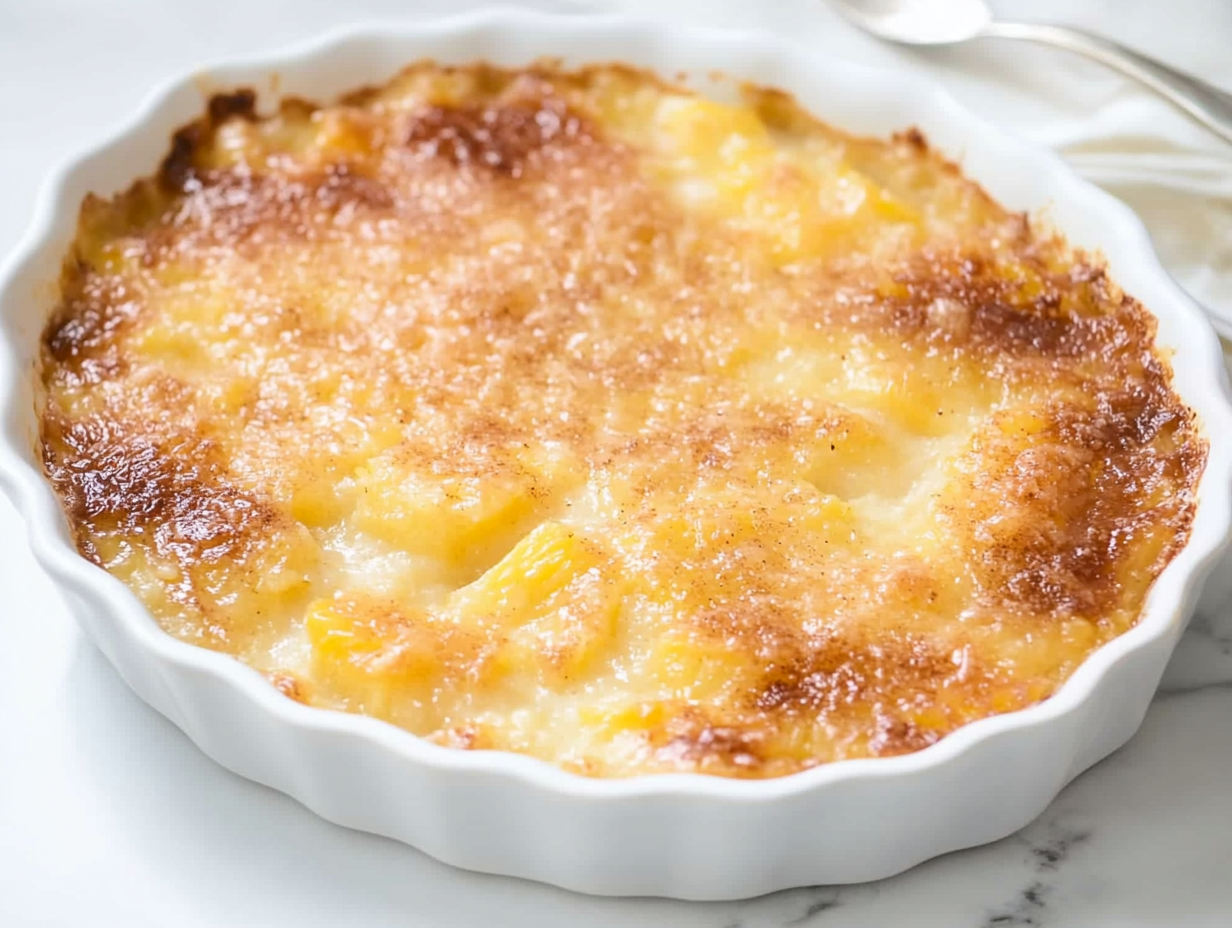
[38,61,1206,778]
[403,97,594,177]
[161,89,258,191]
[42,411,265,564]
[40,405,314,648]
[892,126,929,153]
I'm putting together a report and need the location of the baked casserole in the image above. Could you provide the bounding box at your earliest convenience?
[38,63,1205,778]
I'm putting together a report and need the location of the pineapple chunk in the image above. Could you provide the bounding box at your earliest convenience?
[450,520,593,617]
[995,407,1051,438]
[648,632,758,701]
[578,700,668,735]
[308,109,375,162]
[353,443,573,577]
[742,159,920,264]
[305,595,443,715]
[575,70,662,136]
[451,521,621,683]
[127,281,236,372]
[747,338,993,439]
[655,96,775,199]
[653,94,919,263]
[846,365,955,436]
[791,490,859,538]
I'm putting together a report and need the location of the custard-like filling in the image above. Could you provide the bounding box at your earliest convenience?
[39,63,1204,778]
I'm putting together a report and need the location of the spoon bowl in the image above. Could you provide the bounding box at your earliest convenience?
[833,0,992,45]
[829,0,1232,145]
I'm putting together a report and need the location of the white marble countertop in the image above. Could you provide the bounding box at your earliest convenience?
[3,1,1231,925]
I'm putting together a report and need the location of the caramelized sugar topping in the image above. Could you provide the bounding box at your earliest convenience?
[40,63,1204,778]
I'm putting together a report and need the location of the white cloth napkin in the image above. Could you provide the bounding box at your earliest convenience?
[565,0,1232,339]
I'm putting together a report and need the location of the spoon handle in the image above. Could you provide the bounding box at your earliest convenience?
[982,20,1232,145]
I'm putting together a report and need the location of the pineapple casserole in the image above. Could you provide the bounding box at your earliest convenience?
[39,63,1204,778]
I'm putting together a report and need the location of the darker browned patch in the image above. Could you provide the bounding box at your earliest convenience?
[691,598,803,663]
[970,301,1083,355]
[266,669,311,703]
[653,709,768,775]
[893,126,929,152]
[404,97,593,177]
[40,412,285,602]
[869,715,942,755]
[946,387,1203,617]
[161,89,257,191]
[882,249,1119,359]
[147,164,396,253]
[207,89,257,123]
[1053,355,1188,452]
[43,270,139,375]
[752,630,961,715]
[277,96,318,121]
[160,122,205,191]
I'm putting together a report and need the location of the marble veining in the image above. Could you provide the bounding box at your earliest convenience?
[978,819,1093,928]
[783,892,843,924]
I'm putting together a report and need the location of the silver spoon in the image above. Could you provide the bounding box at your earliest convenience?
[830,0,1232,145]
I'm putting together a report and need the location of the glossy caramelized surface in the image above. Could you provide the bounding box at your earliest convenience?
[39,63,1204,778]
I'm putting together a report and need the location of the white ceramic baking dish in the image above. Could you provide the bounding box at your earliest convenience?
[1,8,1231,901]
